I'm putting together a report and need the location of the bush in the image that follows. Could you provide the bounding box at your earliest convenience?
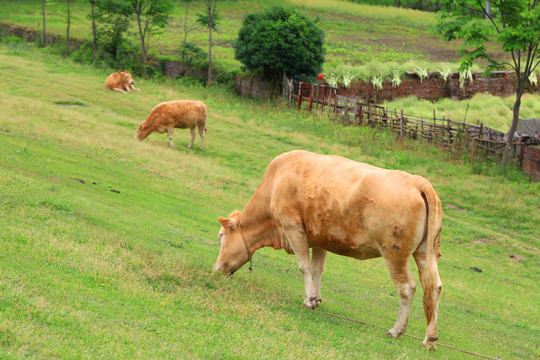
[233,6,325,84]
[177,41,207,69]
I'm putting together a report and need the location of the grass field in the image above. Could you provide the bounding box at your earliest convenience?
[0,43,539,359]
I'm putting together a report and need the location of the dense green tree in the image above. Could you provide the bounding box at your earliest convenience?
[233,6,325,87]
[433,0,540,165]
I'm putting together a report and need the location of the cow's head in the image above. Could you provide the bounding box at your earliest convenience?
[134,123,151,141]
[122,70,135,86]
[213,211,250,275]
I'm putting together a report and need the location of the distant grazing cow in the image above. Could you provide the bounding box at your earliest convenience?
[134,100,207,149]
[214,150,443,350]
[104,70,139,93]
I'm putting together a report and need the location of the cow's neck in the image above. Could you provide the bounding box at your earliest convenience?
[238,188,281,254]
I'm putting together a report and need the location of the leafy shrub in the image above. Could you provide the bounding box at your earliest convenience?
[234,6,325,83]
[177,41,207,69]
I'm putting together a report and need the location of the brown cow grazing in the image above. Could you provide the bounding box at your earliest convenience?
[134,100,207,149]
[214,150,442,350]
[104,70,140,93]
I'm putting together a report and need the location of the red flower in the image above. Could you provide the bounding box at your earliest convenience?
[317,73,324,80]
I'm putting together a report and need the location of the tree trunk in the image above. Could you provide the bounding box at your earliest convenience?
[208,23,212,87]
[42,0,46,47]
[135,12,148,75]
[501,92,522,166]
[91,0,96,57]
[183,1,189,43]
[207,1,213,87]
[66,0,71,56]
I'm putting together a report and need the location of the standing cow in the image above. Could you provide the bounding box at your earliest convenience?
[214,150,442,350]
[134,100,207,149]
[104,70,140,93]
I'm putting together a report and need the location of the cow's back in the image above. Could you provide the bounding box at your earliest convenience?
[267,150,429,259]
[149,100,206,129]
[104,72,120,89]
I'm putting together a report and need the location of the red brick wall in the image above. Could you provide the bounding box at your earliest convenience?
[336,72,539,102]
[521,146,540,180]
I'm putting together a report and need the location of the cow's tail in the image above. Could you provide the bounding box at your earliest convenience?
[417,178,442,349]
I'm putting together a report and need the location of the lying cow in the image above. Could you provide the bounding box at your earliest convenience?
[134,100,207,149]
[104,70,140,93]
[214,150,442,350]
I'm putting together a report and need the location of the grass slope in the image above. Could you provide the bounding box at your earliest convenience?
[0,45,539,359]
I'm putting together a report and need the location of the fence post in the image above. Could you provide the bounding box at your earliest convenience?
[297,82,303,109]
[400,110,405,137]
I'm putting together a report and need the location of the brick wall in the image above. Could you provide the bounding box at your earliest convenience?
[234,71,539,102]
[163,61,208,81]
[521,146,540,180]
[234,74,271,99]
[336,71,538,102]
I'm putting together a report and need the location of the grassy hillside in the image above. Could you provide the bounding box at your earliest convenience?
[0,43,538,359]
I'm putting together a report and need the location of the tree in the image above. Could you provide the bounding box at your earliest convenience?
[45,0,73,55]
[89,0,97,57]
[66,0,71,55]
[181,0,200,44]
[129,0,174,75]
[197,0,219,87]
[434,0,540,166]
[42,0,46,47]
[94,0,133,61]
[233,6,325,90]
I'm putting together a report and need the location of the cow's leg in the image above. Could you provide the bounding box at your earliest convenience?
[311,246,327,305]
[198,125,205,149]
[188,127,196,149]
[279,225,318,309]
[414,248,442,350]
[112,88,127,94]
[166,128,174,148]
[383,256,417,339]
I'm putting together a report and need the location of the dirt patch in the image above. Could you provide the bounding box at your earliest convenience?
[473,237,503,244]
[445,203,472,212]
[55,101,87,108]
[509,255,523,262]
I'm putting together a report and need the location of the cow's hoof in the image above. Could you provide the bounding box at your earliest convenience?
[302,296,318,309]
[187,145,192,149]
[386,328,404,339]
[422,337,438,351]
[316,297,322,305]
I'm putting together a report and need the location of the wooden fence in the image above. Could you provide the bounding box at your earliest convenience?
[287,81,529,158]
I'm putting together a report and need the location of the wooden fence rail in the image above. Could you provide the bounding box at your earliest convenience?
[287,81,530,159]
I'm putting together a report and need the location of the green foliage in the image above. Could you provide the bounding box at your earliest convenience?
[433,0,540,75]
[233,6,325,82]
[195,12,220,31]
[177,41,207,68]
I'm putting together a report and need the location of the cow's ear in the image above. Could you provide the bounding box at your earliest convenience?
[218,216,237,230]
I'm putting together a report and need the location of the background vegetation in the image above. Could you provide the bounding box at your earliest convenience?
[0,40,538,359]
[1,0,538,135]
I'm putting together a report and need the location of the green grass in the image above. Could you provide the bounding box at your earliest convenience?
[0,44,539,359]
